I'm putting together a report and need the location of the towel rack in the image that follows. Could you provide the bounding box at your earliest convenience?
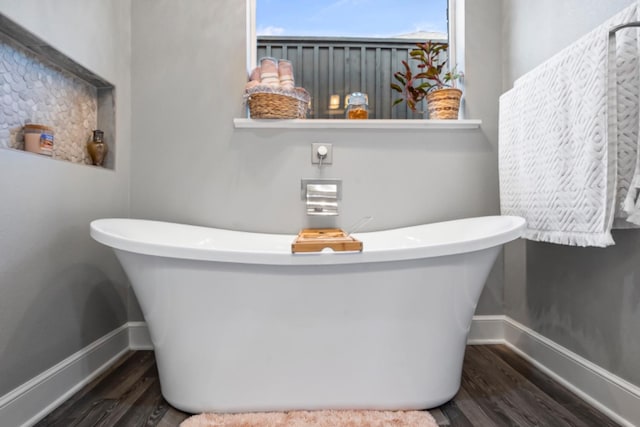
[610,21,640,34]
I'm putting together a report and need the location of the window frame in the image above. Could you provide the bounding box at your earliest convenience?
[245,0,461,119]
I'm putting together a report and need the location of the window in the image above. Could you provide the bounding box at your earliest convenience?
[249,0,452,120]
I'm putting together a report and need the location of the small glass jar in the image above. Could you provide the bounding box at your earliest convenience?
[345,92,369,119]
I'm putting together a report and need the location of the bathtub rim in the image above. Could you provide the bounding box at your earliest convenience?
[90,215,525,266]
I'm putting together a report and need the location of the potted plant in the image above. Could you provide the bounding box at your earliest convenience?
[391,41,463,119]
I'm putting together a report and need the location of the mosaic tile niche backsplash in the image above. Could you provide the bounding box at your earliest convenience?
[0,35,98,165]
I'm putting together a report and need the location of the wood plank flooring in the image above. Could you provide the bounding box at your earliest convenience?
[35,345,619,427]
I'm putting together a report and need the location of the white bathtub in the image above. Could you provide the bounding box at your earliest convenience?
[90,215,524,414]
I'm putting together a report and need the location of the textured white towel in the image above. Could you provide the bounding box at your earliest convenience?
[499,3,640,247]
[614,14,640,228]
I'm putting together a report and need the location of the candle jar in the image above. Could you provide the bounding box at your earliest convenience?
[23,124,54,156]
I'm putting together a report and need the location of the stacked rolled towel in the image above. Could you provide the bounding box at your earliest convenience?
[245,57,296,90]
[278,59,295,89]
[499,1,640,247]
[245,66,262,90]
[244,57,310,119]
[259,57,280,87]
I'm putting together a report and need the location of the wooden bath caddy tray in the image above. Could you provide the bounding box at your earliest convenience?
[292,228,363,253]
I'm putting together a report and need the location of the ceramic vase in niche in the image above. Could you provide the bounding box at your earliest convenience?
[87,130,108,166]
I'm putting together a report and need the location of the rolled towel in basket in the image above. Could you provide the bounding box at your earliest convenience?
[278,59,295,89]
[259,57,280,87]
[249,66,261,82]
[245,80,261,90]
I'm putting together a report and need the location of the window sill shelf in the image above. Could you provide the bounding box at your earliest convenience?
[233,118,482,130]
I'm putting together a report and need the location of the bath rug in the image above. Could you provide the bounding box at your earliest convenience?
[180,409,438,427]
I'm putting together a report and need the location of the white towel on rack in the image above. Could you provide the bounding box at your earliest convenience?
[499,2,640,247]
[614,16,640,228]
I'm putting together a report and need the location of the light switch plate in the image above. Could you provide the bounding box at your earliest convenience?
[311,143,333,165]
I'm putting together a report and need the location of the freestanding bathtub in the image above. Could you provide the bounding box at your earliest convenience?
[90,215,525,414]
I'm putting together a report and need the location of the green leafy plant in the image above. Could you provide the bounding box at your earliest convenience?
[391,41,463,112]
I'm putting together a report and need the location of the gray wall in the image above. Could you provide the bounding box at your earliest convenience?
[0,0,131,396]
[502,0,640,386]
[129,0,505,318]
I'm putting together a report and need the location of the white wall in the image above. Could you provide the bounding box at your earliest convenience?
[129,0,505,318]
[502,0,640,386]
[0,0,131,396]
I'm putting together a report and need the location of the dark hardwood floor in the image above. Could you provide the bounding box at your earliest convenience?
[35,345,619,427]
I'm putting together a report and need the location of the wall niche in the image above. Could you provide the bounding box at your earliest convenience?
[0,13,115,169]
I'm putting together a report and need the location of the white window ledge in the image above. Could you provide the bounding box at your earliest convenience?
[233,118,482,130]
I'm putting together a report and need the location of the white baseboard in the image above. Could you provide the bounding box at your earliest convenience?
[468,315,506,344]
[0,324,130,427]
[2,318,639,427]
[468,315,640,426]
[503,317,640,427]
[128,321,153,350]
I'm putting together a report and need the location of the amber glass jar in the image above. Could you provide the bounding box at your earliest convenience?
[345,92,369,119]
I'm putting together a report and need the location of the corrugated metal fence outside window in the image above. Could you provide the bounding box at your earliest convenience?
[257,36,447,120]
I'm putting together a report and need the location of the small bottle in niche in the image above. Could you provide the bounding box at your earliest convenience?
[345,92,369,119]
[87,129,108,166]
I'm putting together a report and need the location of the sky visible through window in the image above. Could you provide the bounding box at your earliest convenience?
[257,0,448,38]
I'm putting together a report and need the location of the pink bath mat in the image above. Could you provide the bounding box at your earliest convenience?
[180,410,438,427]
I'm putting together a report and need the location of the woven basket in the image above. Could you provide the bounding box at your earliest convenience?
[426,88,462,119]
[246,87,310,119]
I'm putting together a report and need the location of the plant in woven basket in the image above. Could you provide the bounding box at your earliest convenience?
[391,41,464,118]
